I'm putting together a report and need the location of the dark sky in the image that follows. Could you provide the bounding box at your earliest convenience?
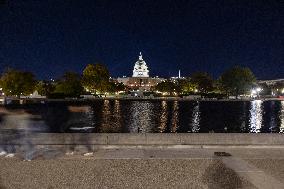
[0,0,283,80]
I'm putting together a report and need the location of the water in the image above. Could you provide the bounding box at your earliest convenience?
[1,100,284,133]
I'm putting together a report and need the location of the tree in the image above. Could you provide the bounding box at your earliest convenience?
[35,81,55,96]
[190,72,214,93]
[177,79,197,94]
[108,82,126,94]
[219,66,256,97]
[0,68,36,97]
[54,72,83,97]
[82,64,110,94]
[156,80,179,95]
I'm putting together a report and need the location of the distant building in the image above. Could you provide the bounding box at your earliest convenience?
[257,79,284,86]
[116,52,165,91]
[132,52,149,77]
[257,79,284,96]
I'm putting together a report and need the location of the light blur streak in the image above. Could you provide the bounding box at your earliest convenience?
[0,108,47,160]
[249,100,263,133]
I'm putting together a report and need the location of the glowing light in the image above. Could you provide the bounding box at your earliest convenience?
[256,88,262,92]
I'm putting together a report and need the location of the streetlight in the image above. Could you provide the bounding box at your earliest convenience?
[251,88,262,98]
[251,89,256,98]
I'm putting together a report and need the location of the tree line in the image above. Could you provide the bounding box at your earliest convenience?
[156,66,257,98]
[0,64,124,98]
[0,64,259,98]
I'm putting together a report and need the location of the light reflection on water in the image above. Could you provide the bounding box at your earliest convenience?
[101,100,111,132]
[191,102,200,133]
[249,100,263,133]
[99,100,122,132]
[280,101,284,133]
[129,101,154,133]
[170,101,179,133]
[158,101,168,133]
[93,100,284,133]
[1,100,284,133]
[239,102,247,132]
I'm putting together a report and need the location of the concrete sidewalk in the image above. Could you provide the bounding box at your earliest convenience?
[1,133,284,188]
[0,147,283,188]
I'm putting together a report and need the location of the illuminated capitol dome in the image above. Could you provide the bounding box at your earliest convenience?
[117,52,165,92]
[132,52,149,77]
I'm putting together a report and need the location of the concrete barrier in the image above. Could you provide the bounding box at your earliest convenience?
[1,133,284,147]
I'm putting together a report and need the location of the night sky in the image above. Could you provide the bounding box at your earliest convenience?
[0,0,283,80]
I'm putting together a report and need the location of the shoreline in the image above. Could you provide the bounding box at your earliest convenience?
[0,96,283,105]
[20,97,284,102]
[47,97,284,102]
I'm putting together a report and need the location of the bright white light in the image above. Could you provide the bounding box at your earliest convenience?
[251,90,256,94]
[256,88,262,92]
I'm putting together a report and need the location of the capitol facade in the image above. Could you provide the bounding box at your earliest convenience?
[117,52,165,91]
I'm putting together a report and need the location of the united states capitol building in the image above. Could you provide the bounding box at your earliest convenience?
[116,52,165,91]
